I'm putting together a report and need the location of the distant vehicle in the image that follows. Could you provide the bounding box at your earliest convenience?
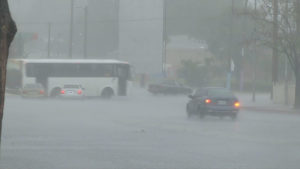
[60,84,85,99]
[186,87,240,119]
[148,81,192,95]
[8,59,132,99]
[21,83,46,98]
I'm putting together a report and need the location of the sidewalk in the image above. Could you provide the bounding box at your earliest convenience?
[235,92,299,113]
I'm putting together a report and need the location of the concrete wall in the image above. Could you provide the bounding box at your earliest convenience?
[273,83,295,106]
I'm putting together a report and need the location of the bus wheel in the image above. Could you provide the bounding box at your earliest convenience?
[50,87,61,98]
[101,88,114,99]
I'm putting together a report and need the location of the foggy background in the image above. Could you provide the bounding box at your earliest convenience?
[7,0,296,103]
[2,0,300,169]
[9,0,164,74]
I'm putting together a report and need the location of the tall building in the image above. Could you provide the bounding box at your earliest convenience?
[119,0,163,74]
[87,0,119,58]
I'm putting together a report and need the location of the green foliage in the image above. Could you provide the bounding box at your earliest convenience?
[177,60,205,87]
[177,59,226,88]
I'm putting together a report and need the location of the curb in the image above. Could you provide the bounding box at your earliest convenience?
[242,106,299,114]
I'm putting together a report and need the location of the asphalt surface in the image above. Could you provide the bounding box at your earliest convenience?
[1,90,300,169]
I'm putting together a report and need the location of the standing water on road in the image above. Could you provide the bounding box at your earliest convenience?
[2,0,300,169]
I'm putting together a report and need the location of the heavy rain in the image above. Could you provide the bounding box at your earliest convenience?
[0,0,300,169]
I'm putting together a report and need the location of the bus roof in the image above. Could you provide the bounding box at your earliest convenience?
[9,59,129,64]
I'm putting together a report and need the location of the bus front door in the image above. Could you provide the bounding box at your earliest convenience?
[117,65,129,96]
[118,77,127,96]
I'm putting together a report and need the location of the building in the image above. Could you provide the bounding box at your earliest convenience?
[166,36,213,77]
[87,0,119,58]
[118,0,163,74]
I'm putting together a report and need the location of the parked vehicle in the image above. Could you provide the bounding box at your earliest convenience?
[186,87,240,119]
[21,83,46,98]
[148,81,192,95]
[60,85,85,99]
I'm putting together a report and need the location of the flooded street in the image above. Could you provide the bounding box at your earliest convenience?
[1,89,300,169]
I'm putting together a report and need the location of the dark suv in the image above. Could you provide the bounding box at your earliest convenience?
[186,87,240,119]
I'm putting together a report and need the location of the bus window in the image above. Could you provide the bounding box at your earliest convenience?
[26,63,116,78]
[93,64,114,77]
[26,63,51,77]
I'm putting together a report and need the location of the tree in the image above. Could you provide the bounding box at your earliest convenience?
[256,0,300,108]
[0,0,17,145]
[294,0,300,108]
[166,0,256,88]
[166,0,249,58]
[177,59,226,88]
[177,60,209,87]
[272,0,279,99]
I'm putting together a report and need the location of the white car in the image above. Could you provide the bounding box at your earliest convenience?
[60,85,85,99]
[21,83,46,98]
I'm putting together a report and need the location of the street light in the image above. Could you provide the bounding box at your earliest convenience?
[83,6,88,59]
[252,0,257,102]
[69,0,74,59]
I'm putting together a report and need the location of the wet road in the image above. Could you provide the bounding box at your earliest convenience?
[1,90,300,169]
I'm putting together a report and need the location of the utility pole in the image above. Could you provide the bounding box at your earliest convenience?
[284,0,289,105]
[47,23,52,59]
[240,48,245,91]
[115,0,120,59]
[83,6,88,59]
[162,0,167,77]
[271,0,279,99]
[240,0,249,92]
[284,56,289,105]
[69,0,74,59]
[227,0,234,89]
[252,0,257,102]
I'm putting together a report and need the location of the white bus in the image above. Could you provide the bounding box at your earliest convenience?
[8,59,132,98]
